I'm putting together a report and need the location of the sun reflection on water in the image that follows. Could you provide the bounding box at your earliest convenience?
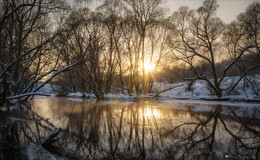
[31,98,189,131]
[139,107,161,120]
[13,97,259,160]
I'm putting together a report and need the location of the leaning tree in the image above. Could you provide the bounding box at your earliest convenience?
[0,0,92,104]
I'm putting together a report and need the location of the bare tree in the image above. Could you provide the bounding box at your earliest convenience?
[123,0,164,95]
[147,20,170,93]
[0,0,91,104]
[223,2,260,94]
[98,0,125,94]
[120,16,141,95]
[168,0,259,97]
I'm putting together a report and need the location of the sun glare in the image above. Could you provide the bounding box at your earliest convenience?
[144,60,156,73]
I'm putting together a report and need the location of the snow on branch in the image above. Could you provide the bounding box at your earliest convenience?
[219,45,257,85]
[8,57,88,102]
[0,36,56,79]
[32,56,90,93]
[6,92,50,100]
[22,69,55,94]
[42,128,61,146]
[1,3,35,23]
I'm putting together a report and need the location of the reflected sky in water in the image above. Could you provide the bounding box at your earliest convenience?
[1,97,260,160]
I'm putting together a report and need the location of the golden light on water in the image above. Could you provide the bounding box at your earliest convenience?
[143,107,161,119]
[138,101,162,120]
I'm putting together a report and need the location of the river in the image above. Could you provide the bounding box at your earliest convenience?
[0,96,259,160]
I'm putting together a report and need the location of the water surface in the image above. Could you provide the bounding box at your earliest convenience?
[0,97,259,160]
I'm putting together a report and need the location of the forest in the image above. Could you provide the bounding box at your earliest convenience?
[0,0,259,103]
[0,0,260,159]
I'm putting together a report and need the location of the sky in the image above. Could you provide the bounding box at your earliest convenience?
[90,0,258,24]
[162,0,258,23]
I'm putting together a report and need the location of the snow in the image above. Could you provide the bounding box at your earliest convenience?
[156,75,260,101]
[7,92,50,100]
[37,84,55,94]
[153,81,211,97]
[67,92,85,97]
[105,93,135,99]
[33,75,260,102]
[67,92,135,99]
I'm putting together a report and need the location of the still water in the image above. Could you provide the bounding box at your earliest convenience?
[0,97,260,160]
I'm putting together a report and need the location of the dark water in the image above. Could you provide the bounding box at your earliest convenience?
[0,97,260,160]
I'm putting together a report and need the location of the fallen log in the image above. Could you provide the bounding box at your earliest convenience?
[42,128,61,146]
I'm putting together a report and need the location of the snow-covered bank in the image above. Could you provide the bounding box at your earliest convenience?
[37,75,260,102]
[153,75,260,101]
[67,92,135,99]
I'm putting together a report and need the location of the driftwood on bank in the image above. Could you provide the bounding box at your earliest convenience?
[42,128,61,146]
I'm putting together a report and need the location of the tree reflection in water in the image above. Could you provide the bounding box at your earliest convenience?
[0,98,259,160]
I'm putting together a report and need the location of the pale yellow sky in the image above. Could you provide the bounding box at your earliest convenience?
[162,0,258,23]
[89,0,258,24]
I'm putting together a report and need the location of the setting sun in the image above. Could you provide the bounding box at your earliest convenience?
[144,60,156,73]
